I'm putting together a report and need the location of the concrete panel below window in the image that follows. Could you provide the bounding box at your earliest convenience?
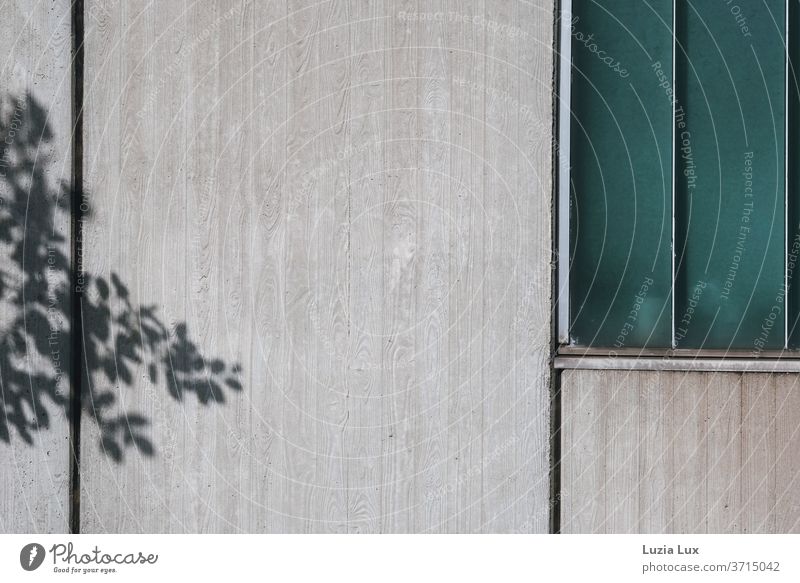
[561,369,800,533]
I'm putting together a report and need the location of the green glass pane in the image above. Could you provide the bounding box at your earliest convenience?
[569,0,674,348]
[674,1,785,350]
[789,0,800,347]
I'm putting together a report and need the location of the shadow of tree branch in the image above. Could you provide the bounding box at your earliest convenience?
[0,91,242,462]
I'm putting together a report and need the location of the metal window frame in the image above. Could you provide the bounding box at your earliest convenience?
[556,0,572,345]
[555,0,798,369]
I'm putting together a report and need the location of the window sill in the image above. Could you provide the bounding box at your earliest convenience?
[555,347,800,373]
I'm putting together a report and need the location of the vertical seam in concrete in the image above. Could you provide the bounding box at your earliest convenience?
[550,0,563,535]
[69,0,84,535]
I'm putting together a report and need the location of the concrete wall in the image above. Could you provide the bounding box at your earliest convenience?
[5,0,799,537]
[561,370,800,533]
[77,0,554,533]
[0,0,73,534]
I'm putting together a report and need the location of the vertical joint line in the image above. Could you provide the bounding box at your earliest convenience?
[69,0,84,536]
[551,0,571,534]
[550,370,562,534]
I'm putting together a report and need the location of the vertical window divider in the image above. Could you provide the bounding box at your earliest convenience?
[785,0,790,350]
[671,0,678,349]
[557,0,572,345]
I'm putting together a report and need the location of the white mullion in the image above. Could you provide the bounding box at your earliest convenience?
[671,0,678,349]
[557,0,572,344]
[785,0,790,349]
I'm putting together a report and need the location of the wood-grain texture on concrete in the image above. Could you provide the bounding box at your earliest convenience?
[561,370,800,533]
[0,0,72,534]
[79,0,554,533]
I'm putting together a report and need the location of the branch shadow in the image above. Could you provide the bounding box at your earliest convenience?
[0,91,242,462]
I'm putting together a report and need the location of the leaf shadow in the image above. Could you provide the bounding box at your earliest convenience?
[0,92,243,462]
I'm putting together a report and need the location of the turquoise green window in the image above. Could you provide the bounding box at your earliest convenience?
[569,0,673,348]
[567,0,792,351]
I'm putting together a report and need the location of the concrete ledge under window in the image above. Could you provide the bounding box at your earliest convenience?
[555,354,800,373]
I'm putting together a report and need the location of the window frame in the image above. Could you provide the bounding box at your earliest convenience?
[554,0,800,369]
